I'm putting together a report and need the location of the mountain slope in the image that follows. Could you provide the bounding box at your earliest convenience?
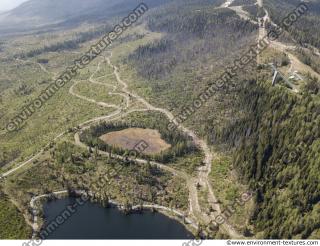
[0,0,171,35]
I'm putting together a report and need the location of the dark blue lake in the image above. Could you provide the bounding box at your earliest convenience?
[41,197,194,239]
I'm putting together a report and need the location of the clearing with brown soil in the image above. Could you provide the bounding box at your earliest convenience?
[99,128,171,155]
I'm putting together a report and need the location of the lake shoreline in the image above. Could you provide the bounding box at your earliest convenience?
[31,191,197,239]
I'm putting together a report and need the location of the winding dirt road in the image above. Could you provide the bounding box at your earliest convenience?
[105,52,242,238]
[2,49,242,238]
[30,190,68,238]
[257,0,320,82]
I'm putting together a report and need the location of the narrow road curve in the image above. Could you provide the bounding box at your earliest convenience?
[30,190,68,238]
[69,57,125,110]
[1,132,65,178]
[69,80,120,109]
[1,55,130,179]
[89,56,131,109]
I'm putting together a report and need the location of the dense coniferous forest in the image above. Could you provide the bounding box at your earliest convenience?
[203,75,320,238]
[235,80,319,239]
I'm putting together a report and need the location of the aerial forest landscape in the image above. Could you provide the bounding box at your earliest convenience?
[0,0,319,243]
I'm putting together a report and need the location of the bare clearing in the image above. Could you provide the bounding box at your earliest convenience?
[99,128,171,155]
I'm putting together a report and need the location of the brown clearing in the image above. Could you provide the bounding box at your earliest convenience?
[99,128,171,155]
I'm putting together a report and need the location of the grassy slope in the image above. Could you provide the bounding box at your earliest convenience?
[0,29,122,171]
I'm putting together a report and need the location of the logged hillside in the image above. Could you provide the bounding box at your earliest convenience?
[264,0,320,48]
[127,0,257,119]
[127,0,258,148]
[0,0,171,35]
